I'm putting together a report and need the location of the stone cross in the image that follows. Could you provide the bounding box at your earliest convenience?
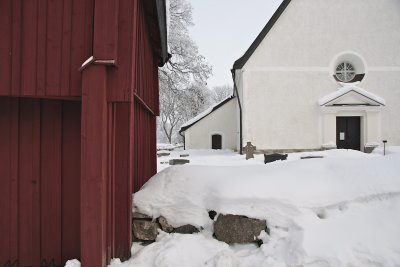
[244,141,256,160]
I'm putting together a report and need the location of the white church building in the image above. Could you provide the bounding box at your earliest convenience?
[180,0,400,153]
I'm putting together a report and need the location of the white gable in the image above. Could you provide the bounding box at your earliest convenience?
[319,84,386,106]
[180,96,235,132]
[229,0,400,151]
[243,0,400,69]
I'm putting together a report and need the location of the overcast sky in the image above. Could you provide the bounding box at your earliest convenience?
[188,0,282,88]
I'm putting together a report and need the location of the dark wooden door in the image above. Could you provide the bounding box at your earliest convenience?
[336,117,361,150]
[211,134,222,149]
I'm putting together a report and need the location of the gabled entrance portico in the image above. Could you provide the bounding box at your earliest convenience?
[319,84,385,152]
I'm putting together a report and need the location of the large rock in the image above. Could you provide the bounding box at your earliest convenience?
[173,224,199,234]
[214,214,267,244]
[132,220,159,241]
[158,216,174,233]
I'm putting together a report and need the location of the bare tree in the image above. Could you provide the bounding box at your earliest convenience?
[211,84,233,103]
[179,83,213,122]
[158,0,212,144]
[159,88,184,144]
[159,82,212,143]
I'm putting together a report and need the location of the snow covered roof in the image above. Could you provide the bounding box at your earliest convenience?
[318,84,386,106]
[179,96,235,133]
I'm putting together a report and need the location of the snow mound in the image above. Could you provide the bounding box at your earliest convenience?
[132,149,400,266]
[64,259,81,267]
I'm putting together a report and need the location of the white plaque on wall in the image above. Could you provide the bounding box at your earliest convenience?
[340,132,345,140]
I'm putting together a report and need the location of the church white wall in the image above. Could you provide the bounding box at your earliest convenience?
[361,72,400,146]
[239,0,400,150]
[234,69,244,151]
[184,99,238,150]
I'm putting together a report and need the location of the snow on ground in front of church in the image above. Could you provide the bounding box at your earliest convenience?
[105,147,400,267]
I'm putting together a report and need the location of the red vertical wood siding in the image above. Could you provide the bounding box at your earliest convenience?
[18,98,41,266]
[113,103,133,260]
[81,65,109,267]
[11,0,22,95]
[0,0,94,97]
[107,0,161,108]
[0,0,12,94]
[101,102,134,261]
[0,97,19,265]
[107,0,135,102]
[1,0,165,266]
[132,0,160,114]
[133,101,157,192]
[61,102,82,262]
[40,101,62,264]
[0,98,81,266]
[93,0,119,61]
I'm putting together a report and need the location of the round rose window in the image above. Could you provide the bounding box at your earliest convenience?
[335,62,356,82]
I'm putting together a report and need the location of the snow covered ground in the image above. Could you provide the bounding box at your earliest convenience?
[71,147,400,267]
[156,143,183,151]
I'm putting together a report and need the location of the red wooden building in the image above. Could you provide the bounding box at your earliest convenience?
[0,0,168,266]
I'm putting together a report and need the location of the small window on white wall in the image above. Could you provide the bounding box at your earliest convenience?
[335,62,356,82]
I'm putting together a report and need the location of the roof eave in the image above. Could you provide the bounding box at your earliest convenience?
[156,0,169,66]
[319,89,386,107]
[179,96,236,134]
[232,0,292,70]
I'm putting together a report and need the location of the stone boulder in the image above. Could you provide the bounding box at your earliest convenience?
[214,214,267,244]
[173,224,199,234]
[132,220,159,241]
[158,216,174,233]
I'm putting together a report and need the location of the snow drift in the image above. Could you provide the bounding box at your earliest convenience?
[114,149,400,266]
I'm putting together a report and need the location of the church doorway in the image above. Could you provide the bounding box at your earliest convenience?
[336,117,361,150]
[211,134,222,149]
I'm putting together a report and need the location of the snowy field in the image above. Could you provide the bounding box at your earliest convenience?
[69,147,400,267]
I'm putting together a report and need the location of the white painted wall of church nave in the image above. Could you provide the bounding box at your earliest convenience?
[236,0,400,150]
